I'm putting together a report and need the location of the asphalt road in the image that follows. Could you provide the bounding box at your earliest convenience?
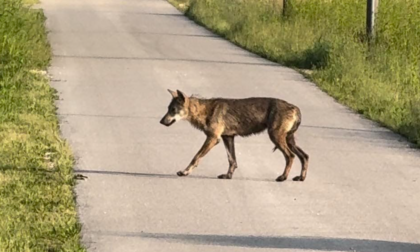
[42,0,420,251]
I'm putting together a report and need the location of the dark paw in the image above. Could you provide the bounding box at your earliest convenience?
[177,171,187,177]
[276,175,287,182]
[293,176,305,182]
[217,174,232,179]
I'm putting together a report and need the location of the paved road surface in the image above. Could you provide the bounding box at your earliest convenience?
[41,0,420,251]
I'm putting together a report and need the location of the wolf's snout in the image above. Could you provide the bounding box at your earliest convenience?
[160,117,168,126]
[159,116,165,125]
[160,115,175,127]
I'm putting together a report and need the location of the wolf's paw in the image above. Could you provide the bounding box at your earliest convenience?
[177,171,188,177]
[276,175,287,182]
[293,176,305,182]
[217,174,232,179]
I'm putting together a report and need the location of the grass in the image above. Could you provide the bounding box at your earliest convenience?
[0,0,85,251]
[169,0,420,146]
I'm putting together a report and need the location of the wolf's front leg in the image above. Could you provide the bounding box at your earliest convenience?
[218,135,237,179]
[177,136,220,176]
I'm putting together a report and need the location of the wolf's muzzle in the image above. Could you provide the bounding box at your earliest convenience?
[160,116,175,127]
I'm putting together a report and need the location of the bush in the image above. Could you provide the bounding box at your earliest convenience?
[0,0,84,251]
[173,0,420,145]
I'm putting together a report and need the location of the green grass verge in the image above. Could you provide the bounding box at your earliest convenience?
[0,0,85,251]
[169,0,420,146]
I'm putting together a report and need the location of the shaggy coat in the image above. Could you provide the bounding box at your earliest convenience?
[160,89,309,182]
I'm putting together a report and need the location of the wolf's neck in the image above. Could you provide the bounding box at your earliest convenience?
[186,97,210,131]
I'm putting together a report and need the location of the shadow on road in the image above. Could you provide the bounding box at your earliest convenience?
[74,169,178,179]
[301,124,418,150]
[128,31,219,38]
[73,169,276,182]
[53,54,278,67]
[93,231,420,252]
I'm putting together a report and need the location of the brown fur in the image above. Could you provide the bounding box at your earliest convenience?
[160,89,309,182]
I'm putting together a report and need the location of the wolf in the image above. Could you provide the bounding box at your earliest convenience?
[159,89,309,182]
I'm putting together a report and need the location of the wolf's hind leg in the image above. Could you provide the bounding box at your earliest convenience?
[269,129,295,182]
[286,134,309,181]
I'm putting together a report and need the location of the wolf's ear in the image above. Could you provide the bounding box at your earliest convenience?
[167,89,178,98]
[177,90,187,103]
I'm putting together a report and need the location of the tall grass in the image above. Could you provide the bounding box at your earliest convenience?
[171,0,420,145]
[0,0,84,251]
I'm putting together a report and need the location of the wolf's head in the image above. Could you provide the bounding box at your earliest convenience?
[160,89,189,127]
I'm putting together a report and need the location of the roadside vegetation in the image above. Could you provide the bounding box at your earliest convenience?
[0,0,84,251]
[169,0,420,146]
